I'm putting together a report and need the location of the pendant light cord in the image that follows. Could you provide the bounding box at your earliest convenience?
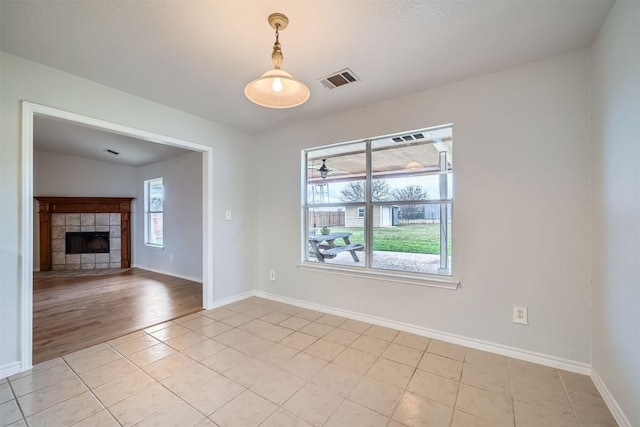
[271,23,283,69]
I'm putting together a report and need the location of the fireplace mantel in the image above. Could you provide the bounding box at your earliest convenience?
[35,197,134,271]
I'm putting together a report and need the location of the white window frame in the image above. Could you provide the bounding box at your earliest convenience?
[357,207,365,218]
[301,125,456,286]
[144,177,164,248]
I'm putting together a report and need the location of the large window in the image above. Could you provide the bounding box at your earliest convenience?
[144,177,164,247]
[303,125,453,276]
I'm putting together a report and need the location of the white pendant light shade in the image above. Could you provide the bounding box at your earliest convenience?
[245,13,310,109]
[245,69,310,109]
[405,161,424,169]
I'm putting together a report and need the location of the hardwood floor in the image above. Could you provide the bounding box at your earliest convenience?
[33,268,202,364]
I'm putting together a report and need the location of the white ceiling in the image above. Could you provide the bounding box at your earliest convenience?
[34,115,191,167]
[1,1,613,134]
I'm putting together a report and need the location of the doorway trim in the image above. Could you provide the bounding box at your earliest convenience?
[20,101,215,371]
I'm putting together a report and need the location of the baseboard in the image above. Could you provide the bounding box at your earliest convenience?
[211,291,256,309]
[253,291,591,375]
[0,362,22,379]
[132,264,202,283]
[591,369,632,427]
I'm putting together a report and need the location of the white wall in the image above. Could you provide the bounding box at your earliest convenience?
[590,1,640,425]
[135,151,203,281]
[32,149,138,269]
[254,50,592,364]
[0,52,254,370]
[34,149,138,197]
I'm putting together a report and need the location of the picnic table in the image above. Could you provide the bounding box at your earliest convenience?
[308,232,364,263]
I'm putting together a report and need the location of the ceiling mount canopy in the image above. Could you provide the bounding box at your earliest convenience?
[244,13,310,109]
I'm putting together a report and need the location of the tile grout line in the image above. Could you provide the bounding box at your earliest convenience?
[558,371,581,421]
[508,358,517,427]
[6,376,28,426]
[60,356,122,426]
[450,349,466,426]
[369,335,405,423]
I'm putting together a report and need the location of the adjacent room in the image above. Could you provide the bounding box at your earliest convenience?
[0,1,637,427]
[31,116,204,363]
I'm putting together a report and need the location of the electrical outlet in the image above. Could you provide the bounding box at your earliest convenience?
[225,210,232,221]
[269,270,276,281]
[169,254,174,262]
[513,306,528,325]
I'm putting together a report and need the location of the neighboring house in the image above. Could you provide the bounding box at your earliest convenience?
[344,205,443,227]
[344,205,396,227]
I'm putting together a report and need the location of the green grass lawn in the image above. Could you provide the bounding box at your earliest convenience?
[321,224,451,255]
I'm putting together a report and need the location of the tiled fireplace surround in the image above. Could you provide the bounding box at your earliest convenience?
[36,197,133,271]
[51,213,122,270]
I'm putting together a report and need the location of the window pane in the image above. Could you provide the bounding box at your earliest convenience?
[149,212,163,246]
[307,207,364,267]
[307,142,366,203]
[371,127,452,202]
[149,178,164,211]
[371,203,451,275]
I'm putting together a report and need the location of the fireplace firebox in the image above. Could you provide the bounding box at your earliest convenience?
[65,232,110,254]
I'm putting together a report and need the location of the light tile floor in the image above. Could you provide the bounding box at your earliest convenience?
[1,297,617,427]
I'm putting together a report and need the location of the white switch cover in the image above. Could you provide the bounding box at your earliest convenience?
[513,306,528,325]
[269,270,276,281]
[225,210,232,221]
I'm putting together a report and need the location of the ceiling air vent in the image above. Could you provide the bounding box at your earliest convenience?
[317,68,360,90]
[103,148,120,156]
[391,133,426,143]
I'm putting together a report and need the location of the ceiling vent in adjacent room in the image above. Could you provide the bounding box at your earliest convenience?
[317,68,360,90]
[103,148,120,156]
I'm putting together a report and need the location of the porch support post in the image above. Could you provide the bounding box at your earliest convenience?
[438,151,449,274]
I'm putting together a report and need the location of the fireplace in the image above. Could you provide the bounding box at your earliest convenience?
[35,197,133,271]
[66,232,110,254]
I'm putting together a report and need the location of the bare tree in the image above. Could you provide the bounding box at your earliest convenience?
[393,185,428,201]
[341,180,391,202]
[393,185,429,220]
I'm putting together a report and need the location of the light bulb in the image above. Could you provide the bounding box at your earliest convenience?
[272,77,283,92]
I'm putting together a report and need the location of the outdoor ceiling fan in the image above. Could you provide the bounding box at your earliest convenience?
[318,159,329,179]
[308,159,335,179]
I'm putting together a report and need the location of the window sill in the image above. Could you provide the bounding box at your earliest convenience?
[145,243,164,249]
[296,263,459,290]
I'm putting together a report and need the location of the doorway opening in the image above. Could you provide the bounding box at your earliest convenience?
[20,102,215,369]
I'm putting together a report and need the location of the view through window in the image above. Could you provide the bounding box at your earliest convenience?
[304,125,452,276]
[145,177,164,247]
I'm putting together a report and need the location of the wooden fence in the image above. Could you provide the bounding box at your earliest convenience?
[309,211,345,227]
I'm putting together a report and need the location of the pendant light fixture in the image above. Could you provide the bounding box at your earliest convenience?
[244,13,310,109]
[405,161,424,169]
